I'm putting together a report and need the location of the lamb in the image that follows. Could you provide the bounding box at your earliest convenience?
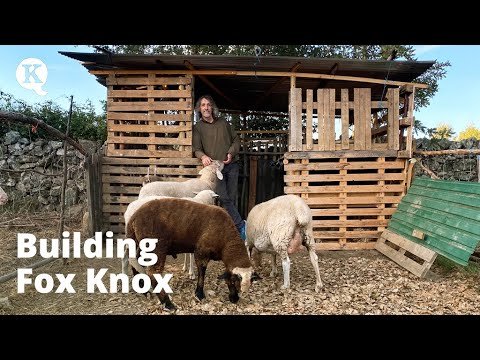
[126,197,254,311]
[246,194,323,292]
[0,186,7,206]
[138,160,224,199]
[122,189,220,278]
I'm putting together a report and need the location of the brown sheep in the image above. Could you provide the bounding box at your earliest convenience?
[126,197,253,311]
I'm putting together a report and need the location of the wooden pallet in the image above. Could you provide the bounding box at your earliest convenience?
[375,229,437,278]
[284,153,408,249]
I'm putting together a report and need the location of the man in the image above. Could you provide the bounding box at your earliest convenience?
[192,95,246,240]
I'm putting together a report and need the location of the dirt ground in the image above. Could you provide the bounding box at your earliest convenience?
[1,210,480,315]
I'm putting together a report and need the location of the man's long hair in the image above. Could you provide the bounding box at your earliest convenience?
[194,95,220,121]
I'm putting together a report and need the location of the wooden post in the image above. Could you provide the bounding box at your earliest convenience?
[85,152,104,235]
[248,156,258,213]
[478,155,480,182]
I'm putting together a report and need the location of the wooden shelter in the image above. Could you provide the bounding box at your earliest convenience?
[62,52,433,250]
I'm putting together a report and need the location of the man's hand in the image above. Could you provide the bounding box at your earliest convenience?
[223,153,233,165]
[201,155,213,167]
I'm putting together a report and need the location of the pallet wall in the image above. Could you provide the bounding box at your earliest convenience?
[284,152,408,249]
[102,72,199,236]
[106,73,193,158]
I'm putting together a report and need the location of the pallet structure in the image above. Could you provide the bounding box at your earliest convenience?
[63,52,432,247]
[102,72,200,234]
[284,87,415,250]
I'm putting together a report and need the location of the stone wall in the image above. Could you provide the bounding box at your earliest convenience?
[0,131,101,211]
[414,138,480,182]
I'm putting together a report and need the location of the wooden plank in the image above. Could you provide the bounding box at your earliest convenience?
[363,88,372,150]
[107,112,191,122]
[288,89,298,151]
[316,242,376,250]
[285,184,405,193]
[103,194,138,204]
[327,89,336,150]
[108,124,191,133]
[284,150,398,159]
[304,196,402,205]
[310,208,397,216]
[354,88,364,150]
[412,229,425,240]
[103,157,201,166]
[375,237,433,278]
[306,89,313,150]
[284,160,405,171]
[313,230,381,239]
[106,76,191,86]
[108,101,191,112]
[341,89,350,149]
[108,89,191,98]
[103,185,141,194]
[102,165,198,176]
[93,69,429,89]
[381,229,436,262]
[248,156,258,212]
[106,149,191,158]
[312,219,389,227]
[107,136,191,146]
[284,173,406,182]
[317,89,325,151]
[393,88,400,150]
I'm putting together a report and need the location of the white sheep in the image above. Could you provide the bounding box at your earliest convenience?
[246,194,323,292]
[122,189,220,278]
[0,186,8,206]
[138,160,224,199]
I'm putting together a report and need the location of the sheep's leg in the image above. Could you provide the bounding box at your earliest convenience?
[225,273,240,303]
[188,253,195,280]
[280,253,291,290]
[146,252,176,312]
[182,253,188,272]
[270,253,277,277]
[303,226,323,292]
[194,253,209,301]
[121,248,129,275]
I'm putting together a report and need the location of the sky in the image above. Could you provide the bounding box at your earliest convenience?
[0,45,478,137]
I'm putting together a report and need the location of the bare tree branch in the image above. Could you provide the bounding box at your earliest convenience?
[0,111,87,156]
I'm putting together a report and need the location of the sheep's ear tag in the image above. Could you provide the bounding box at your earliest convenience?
[216,169,223,180]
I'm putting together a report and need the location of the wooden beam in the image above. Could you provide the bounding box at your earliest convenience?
[90,69,429,89]
[219,108,287,117]
[315,62,339,89]
[183,60,240,109]
[253,62,301,109]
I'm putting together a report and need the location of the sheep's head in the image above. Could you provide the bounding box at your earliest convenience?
[199,160,224,181]
[233,267,253,290]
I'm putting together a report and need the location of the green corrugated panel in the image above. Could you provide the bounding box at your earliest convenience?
[387,178,480,266]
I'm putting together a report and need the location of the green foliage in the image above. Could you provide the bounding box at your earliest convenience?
[0,90,106,142]
[431,123,455,140]
[457,124,480,140]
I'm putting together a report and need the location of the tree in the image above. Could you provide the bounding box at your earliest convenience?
[432,123,455,140]
[0,90,106,142]
[457,124,480,140]
[89,45,450,133]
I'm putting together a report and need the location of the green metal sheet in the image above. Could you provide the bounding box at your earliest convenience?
[387,178,480,266]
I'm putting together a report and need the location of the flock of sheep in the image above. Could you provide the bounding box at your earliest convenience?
[0,164,324,313]
[124,160,323,312]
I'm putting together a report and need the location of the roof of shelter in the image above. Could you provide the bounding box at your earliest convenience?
[60,52,434,113]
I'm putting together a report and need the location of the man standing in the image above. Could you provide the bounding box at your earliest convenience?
[192,95,246,240]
